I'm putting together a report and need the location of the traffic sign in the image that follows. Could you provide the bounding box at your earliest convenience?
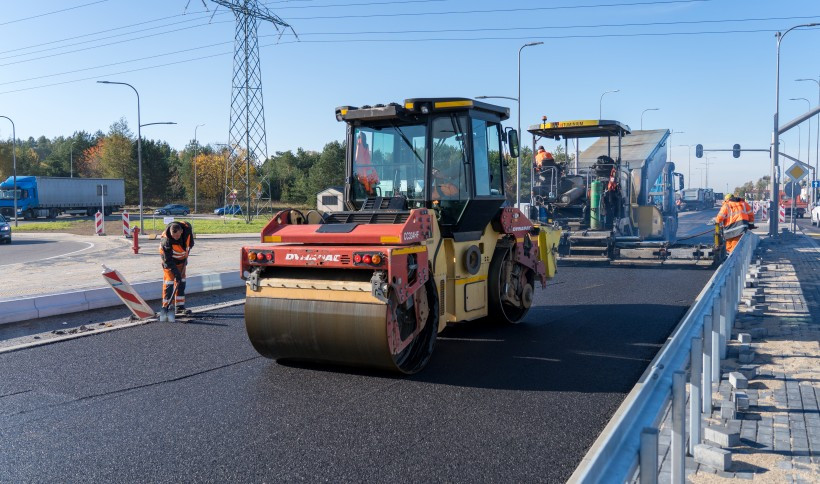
[785,163,807,182]
[813,180,820,188]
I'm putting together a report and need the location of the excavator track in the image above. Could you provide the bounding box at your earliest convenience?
[245,274,437,374]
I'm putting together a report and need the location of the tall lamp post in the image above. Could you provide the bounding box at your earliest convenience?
[669,130,684,167]
[517,41,544,211]
[599,89,620,119]
[0,115,17,227]
[641,108,659,130]
[796,76,819,205]
[677,144,692,187]
[97,80,146,230]
[771,23,819,236]
[790,97,813,207]
[193,123,205,214]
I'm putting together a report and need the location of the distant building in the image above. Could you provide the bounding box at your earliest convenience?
[317,186,343,212]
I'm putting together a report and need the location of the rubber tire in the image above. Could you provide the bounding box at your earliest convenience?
[488,247,532,324]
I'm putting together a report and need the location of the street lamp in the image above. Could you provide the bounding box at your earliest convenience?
[193,123,205,214]
[677,144,692,187]
[796,77,819,203]
[0,115,17,227]
[669,130,684,169]
[97,80,146,231]
[790,97,813,207]
[771,23,820,236]
[517,41,544,211]
[599,89,620,119]
[702,153,717,188]
[640,108,659,130]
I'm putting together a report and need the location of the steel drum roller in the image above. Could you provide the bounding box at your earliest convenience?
[245,277,437,373]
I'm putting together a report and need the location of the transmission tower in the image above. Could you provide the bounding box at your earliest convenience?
[209,0,295,222]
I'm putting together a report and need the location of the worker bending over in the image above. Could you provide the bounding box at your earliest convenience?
[160,221,195,316]
[714,193,754,254]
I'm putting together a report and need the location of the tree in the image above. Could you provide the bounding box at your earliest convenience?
[100,119,138,203]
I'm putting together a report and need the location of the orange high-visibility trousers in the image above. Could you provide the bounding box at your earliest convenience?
[725,235,741,254]
[162,263,186,308]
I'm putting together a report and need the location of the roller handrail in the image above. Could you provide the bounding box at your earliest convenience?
[568,230,759,483]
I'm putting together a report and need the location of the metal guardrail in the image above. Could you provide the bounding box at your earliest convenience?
[568,230,760,483]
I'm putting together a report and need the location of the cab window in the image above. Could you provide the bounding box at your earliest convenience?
[431,115,470,225]
[472,119,504,197]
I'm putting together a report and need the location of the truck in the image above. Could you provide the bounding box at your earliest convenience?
[679,188,715,211]
[0,176,126,220]
[780,188,807,218]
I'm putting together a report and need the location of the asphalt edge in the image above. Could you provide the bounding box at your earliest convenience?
[0,271,245,326]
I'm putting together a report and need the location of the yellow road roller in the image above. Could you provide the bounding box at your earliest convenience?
[241,98,560,373]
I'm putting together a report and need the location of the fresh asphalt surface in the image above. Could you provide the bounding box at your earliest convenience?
[676,207,720,245]
[0,264,713,482]
[0,237,93,266]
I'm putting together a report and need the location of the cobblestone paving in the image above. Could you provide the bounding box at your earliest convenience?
[655,231,820,483]
[2,233,256,301]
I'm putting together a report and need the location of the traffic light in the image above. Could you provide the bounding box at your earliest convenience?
[733,143,741,158]
[695,144,703,158]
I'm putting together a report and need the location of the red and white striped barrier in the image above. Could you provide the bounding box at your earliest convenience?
[95,211,104,236]
[101,265,155,319]
[122,211,130,237]
[779,205,786,223]
[761,204,768,221]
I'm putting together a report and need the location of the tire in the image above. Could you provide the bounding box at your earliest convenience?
[183,211,189,216]
[488,246,534,324]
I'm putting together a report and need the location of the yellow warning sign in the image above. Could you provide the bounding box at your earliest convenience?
[785,163,807,182]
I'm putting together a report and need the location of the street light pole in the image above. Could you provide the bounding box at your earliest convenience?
[517,41,543,212]
[677,144,692,187]
[97,80,144,231]
[641,108,659,130]
[669,130,684,168]
[193,123,205,214]
[772,24,820,236]
[599,89,620,119]
[0,115,17,227]
[796,77,820,206]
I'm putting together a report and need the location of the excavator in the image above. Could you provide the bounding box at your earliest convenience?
[240,98,561,374]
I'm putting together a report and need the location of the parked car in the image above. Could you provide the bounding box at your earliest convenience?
[154,204,190,216]
[214,205,242,216]
[811,204,820,227]
[0,214,11,244]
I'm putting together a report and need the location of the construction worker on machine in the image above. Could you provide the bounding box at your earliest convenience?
[160,221,194,317]
[535,146,554,171]
[355,132,379,195]
[713,193,755,254]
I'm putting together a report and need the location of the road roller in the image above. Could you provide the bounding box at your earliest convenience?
[241,98,561,373]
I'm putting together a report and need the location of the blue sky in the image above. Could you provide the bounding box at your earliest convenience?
[0,0,818,193]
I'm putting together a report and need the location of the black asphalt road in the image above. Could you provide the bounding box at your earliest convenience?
[676,207,720,245]
[0,266,713,483]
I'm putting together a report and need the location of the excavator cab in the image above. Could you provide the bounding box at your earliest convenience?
[338,98,513,239]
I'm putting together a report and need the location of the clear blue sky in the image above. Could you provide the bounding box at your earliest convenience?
[0,0,818,193]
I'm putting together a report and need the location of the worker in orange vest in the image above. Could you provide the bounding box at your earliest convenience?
[355,132,379,195]
[159,221,194,318]
[713,194,755,254]
[534,146,554,171]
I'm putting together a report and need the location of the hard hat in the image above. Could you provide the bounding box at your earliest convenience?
[724,193,732,201]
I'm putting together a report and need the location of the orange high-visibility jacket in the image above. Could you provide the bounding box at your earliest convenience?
[160,221,194,272]
[716,198,754,239]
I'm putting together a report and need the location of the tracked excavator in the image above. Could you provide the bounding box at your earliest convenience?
[240,98,561,373]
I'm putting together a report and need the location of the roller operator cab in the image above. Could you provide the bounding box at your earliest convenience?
[240,98,561,374]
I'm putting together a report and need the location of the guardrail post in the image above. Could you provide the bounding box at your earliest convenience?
[712,294,722,383]
[702,314,713,414]
[689,337,703,455]
[640,427,659,484]
[672,371,686,484]
[720,282,729,359]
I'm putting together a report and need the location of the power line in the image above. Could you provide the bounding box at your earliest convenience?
[279,0,714,21]
[0,26,804,96]
[0,0,111,27]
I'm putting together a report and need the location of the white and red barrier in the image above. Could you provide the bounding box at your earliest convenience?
[779,205,786,223]
[95,211,104,235]
[122,211,130,237]
[101,265,155,319]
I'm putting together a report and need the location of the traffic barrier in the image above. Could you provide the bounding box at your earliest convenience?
[122,211,130,237]
[101,265,155,319]
[569,231,758,483]
[95,211,104,235]
[0,271,244,326]
[779,205,786,223]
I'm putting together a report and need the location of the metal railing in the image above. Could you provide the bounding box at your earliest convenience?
[568,230,760,483]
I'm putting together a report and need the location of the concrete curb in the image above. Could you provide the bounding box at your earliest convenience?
[0,271,244,326]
